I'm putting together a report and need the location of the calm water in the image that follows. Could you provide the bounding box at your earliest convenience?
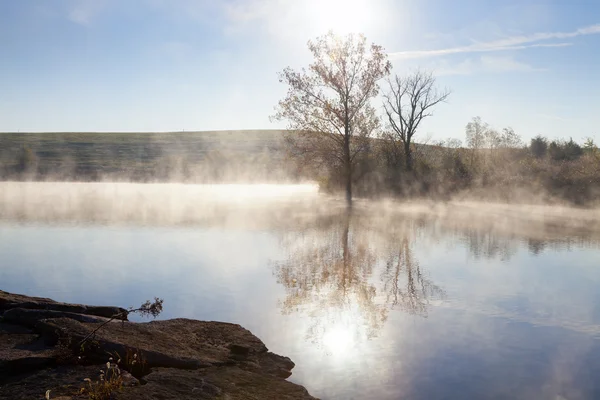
[2,182,600,399]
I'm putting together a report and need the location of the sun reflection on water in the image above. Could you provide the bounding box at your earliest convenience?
[322,324,355,357]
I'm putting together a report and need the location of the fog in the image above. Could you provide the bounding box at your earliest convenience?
[0,181,325,227]
[2,181,600,239]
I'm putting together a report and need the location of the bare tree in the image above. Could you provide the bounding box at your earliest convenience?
[499,127,523,148]
[465,116,489,166]
[383,71,450,171]
[272,32,391,206]
[466,120,522,166]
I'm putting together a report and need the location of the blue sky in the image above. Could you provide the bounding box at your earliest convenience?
[0,0,599,143]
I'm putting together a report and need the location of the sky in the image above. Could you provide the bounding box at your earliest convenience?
[0,0,599,143]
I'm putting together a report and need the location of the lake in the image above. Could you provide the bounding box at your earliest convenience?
[1,182,600,399]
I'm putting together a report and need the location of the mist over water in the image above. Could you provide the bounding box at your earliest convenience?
[2,181,600,399]
[0,181,323,226]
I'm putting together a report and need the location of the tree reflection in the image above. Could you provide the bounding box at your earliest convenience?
[461,228,517,261]
[272,211,444,350]
[527,238,547,255]
[381,236,445,316]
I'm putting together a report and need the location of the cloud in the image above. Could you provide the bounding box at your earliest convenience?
[67,0,107,26]
[390,23,600,59]
[392,43,571,60]
[435,56,545,76]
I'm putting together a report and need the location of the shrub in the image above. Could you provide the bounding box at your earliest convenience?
[549,138,583,161]
[82,359,124,400]
[530,135,548,158]
[564,138,583,161]
[548,140,562,160]
[584,138,598,155]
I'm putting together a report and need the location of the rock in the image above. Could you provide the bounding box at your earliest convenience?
[120,370,140,387]
[229,343,250,357]
[36,318,282,371]
[0,290,127,320]
[118,367,317,400]
[0,322,56,377]
[3,308,110,329]
[0,291,317,399]
[0,365,100,399]
[255,351,296,379]
[0,322,32,335]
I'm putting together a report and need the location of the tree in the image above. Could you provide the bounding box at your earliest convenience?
[549,138,583,161]
[548,140,562,160]
[465,116,489,166]
[485,128,501,150]
[499,127,523,148]
[530,135,548,158]
[383,71,450,171]
[489,127,522,163]
[564,138,583,160]
[445,138,463,149]
[272,32,391,206]
[584,137,598,156]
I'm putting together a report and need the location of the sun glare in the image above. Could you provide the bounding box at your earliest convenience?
[309,0,372,35]
[322,325,355,356]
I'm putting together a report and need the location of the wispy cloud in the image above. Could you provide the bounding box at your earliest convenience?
[390,23,600,59]
[436,55,545,76]
[392,43,571,60]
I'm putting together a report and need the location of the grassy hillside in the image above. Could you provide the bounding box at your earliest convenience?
[0,130,294,182]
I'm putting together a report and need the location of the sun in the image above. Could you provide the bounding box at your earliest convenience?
[309,0,372,35]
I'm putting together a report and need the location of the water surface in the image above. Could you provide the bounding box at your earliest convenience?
[1,182,600,399]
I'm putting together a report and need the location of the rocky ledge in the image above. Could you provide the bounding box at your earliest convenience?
[0,290,317,400]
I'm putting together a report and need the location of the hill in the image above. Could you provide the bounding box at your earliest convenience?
[0,130,293,182]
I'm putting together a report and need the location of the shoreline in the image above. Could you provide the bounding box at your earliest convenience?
[0,290,317,400]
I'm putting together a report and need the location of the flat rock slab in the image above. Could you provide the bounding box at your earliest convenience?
[0,365,100,400]
[0,322,32,335]
[39,317,295,376]
[118,367,316,400]
[0,323,56,376]
[0,290,127,320]
[3,308,110,328]
[0,366,317,400]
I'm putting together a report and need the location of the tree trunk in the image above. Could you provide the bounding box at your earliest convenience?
[344,140,352,207]
[341,214,350,293]
[345,171,352,206]
[344,133,352,207]
[404,140,413,171]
